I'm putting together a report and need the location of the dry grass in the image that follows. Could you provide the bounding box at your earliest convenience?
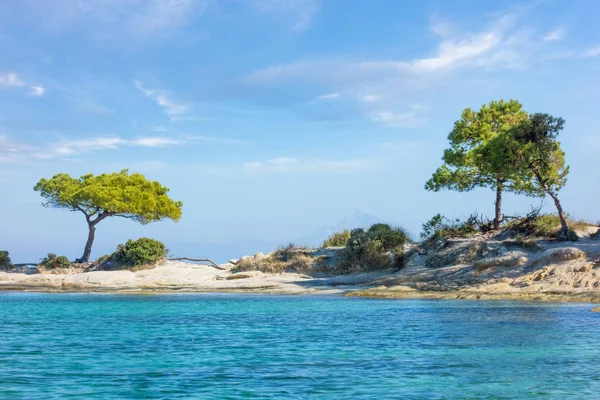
[233,245,315,274]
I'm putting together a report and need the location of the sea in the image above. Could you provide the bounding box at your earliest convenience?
[1,292,599,399]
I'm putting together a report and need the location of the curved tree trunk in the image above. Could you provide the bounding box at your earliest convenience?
[493,181,503,230]
[80,223,95,262]
[530,168,570,240]
[547,190,570,240]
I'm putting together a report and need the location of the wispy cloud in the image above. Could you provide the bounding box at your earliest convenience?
[367,105,426,128]
[242,10,572,127]
[135,81,189,117]
[0,135,37,163]
[244,156,377,173]
[0,133,241,163]
[18,0,210,41]
[251,0,319,33]
[0,73,46,97]
[316,92,339,100]
[583,46,600,58]
[542,27,566,42]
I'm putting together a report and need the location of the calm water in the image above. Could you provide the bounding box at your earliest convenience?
[1,293,599,399]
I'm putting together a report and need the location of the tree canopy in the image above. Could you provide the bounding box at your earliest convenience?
[425,99,534,229]
[34,169,183,261]
[510,113,571,238]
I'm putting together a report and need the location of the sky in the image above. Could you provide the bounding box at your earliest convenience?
[1,0,599,262]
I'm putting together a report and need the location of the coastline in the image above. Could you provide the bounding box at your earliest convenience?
[3,228,600,305]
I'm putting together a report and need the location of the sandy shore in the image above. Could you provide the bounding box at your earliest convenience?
[0,261,384,295]
[3,229,600,305]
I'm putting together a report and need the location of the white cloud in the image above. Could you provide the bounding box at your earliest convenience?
[243,11,560,127]
[19,0,209,41]
[133,137,182,147]
[0,73,25,87]
[0,135,37,163]
[0,133,241,163]
[583,46,600,58]
[50,137,124,156]
[251,0,319,33]
[30,86,46,97]
[135,81,189,117]
[244,156,376,173]
[361,94,379,103]
[542,27,566,42]
[0,73,45,97]
[316,92,339,100]
[368,105,425,128]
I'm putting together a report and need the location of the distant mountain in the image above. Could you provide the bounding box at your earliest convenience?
[165,211,386,263]
[295,210,384,247]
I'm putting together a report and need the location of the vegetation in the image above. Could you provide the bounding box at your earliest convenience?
[39,253,72,270]
[425,100,533,230]
[108,238,167,268]
[421,213,485,240]
[341,224,409,271]
[322,229,351,248]
[507,213,586,241]
[234,243,315,274]
[0,251,12,270]
[510,114,571,239]
[426,99,578,241]
[34,169,183,262]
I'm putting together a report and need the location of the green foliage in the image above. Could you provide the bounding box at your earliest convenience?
[426,100,538,228]
[0,251,12,270]
[426,100,531,193]
[34,169,183,224]
[421,214,445,239]
[341,224,408,271]
[34,169,183,261]
[233,244,315,274]
[322,229,351,248]
[367,224,410,250]
[507,213,581,241]
[421,214,483,240]
[110,238,167,267]
[39,253,71,270]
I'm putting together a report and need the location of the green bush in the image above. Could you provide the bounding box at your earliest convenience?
[0,251,12,270]
[421,213,482,240]
[39,253,71,270]
[322,229,351,248]
[509,213,585,240]
[367,224,409,250]
[110,238,167,267]
[341,224,408,271]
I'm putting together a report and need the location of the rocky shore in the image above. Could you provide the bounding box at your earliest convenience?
[2,227,600,304]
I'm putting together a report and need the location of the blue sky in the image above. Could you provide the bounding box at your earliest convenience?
[1,0,599,262]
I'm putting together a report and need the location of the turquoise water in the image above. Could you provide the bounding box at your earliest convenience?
[1,293,599,399]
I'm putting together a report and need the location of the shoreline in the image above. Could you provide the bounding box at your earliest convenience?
[2,280,600,305]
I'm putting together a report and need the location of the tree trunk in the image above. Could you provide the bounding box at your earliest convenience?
[493,181,503,230]
[530,167,571,240]
[80,223,95,262]
[547,190,570,240]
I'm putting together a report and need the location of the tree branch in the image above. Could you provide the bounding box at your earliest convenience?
[167,257,226,270]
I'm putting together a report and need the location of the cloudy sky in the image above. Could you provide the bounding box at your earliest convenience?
[1,0,599,261]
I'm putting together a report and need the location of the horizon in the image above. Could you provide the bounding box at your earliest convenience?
[1,0,600,263]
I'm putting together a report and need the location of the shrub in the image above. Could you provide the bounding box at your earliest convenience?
[233,244,315,274]
[421,214,445,239]
[509,213,585,240]
[39,253,71,270]
[110,238,167,268]
[421,213,483,240]
[341,224,408,272]
[322,229,351,248]
[0,251,12,270]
